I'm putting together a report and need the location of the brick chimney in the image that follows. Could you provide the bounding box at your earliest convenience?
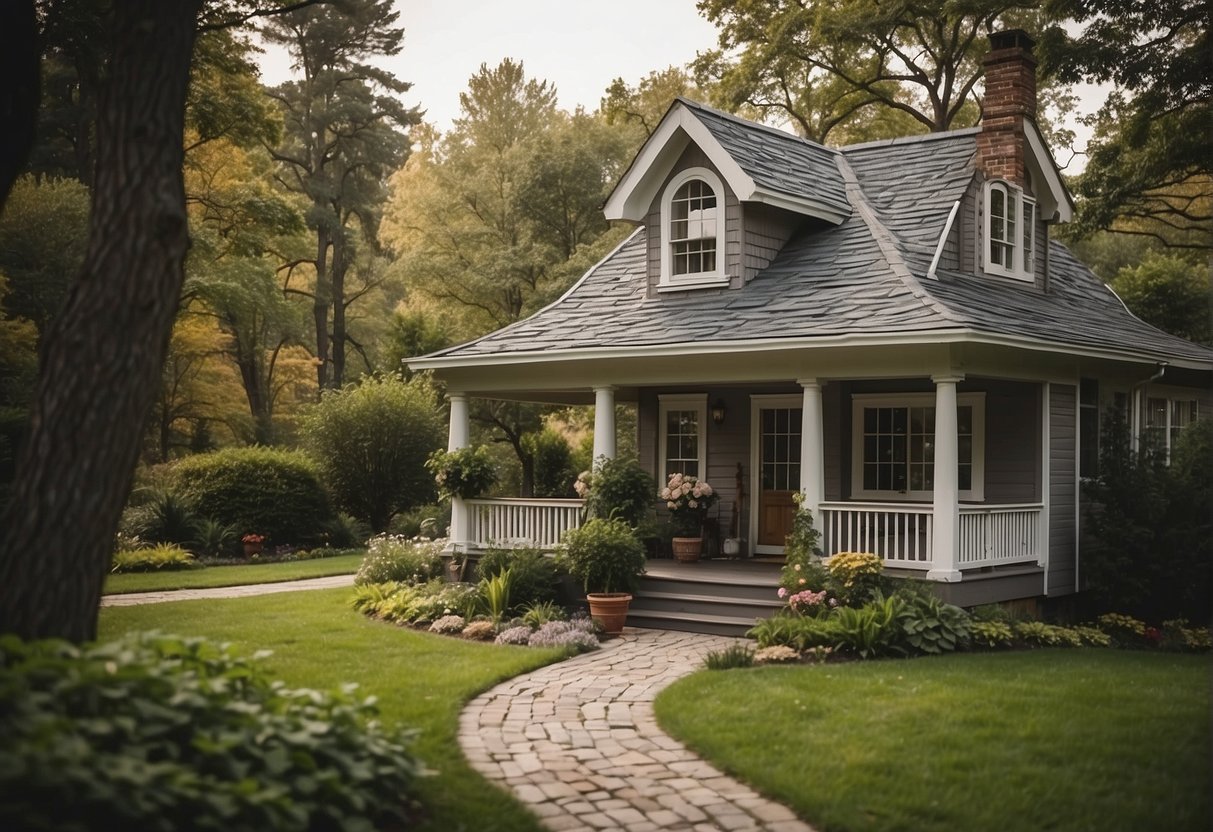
[977,30,1037,188]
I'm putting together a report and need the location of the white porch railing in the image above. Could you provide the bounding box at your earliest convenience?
[819,502,934,569]
[465,498,584,550]
[818,501,1044,571]
[958,504,1044,569]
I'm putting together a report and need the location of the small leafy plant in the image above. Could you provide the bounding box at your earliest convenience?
[110,543,196,573]
[705,644,756,669]
[558,517,647,595]
[426,446,497,500]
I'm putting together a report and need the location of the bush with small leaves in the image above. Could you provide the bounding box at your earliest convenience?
[462,620,497,641]
[705,644,757,669]
[429,615,466,634]
[110,544,196,573]
[355,534,445,585]
[0,632,421,832]
[825,551,885,606]
[494,625,534,646]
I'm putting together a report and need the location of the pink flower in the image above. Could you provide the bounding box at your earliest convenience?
[700,483,713,496]
[692,486,703,498]
[667,501,677,510]
[659,488,671,500]
[778,587,788,598]
[688,499,698,508]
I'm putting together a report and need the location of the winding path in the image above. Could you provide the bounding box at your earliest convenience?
[459,628,815,832]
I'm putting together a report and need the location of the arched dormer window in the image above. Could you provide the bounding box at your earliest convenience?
[660,167,729,291]
[983,179,1036,282]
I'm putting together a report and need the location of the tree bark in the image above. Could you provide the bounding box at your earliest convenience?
[0,0,202,642]
[330,227,348,387]
[313,225,331,389]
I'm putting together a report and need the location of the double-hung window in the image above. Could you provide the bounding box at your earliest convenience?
[1145,396,1198,462]
[660,167,728,290]
[984,180,1036,281]
[658,394,707,480]
[850,393,985,501]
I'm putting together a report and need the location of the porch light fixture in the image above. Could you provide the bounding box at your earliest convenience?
[711,399,727,425]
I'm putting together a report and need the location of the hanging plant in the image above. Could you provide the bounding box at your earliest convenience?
[425,446,498,500]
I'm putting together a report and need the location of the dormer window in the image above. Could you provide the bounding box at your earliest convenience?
[660,167,729,291]
[983,180,1035,282]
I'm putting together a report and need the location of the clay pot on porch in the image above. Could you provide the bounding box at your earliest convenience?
[586,592,633,635]
[671,537,703,563]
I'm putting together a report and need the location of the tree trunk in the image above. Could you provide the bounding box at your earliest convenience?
[0,0,201,642]
[330,228,348,387]
[313,226,331,390]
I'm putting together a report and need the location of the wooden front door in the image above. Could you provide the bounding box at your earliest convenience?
[756,406,802,551]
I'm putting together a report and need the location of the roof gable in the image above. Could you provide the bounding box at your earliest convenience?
[603,98,851,225]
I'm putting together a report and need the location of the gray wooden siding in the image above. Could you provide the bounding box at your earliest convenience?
[823,384,842,501]
[960,176,979,274]
[741,203,801,282]
[1048,384,1077,595]
[643,144,742,296]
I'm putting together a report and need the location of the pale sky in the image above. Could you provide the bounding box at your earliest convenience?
[255,0,1102,172]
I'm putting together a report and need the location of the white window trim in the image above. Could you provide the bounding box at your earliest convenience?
[1142,390,1199,463]
[849,392,986,502]
[659,166,729,291]
[983,179,1035,282]
[658,393,708,483]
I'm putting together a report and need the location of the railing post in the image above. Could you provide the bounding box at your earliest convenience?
[928,375,963,582]
[592,385,616,467]
[447,392,471,554]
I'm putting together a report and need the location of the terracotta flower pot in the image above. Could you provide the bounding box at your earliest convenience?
[671,537,703,563]
[586,592,632,635]
[242,542,263,557]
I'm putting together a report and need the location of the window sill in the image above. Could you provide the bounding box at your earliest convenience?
[657,275,731,293]
[981,266,1034,283]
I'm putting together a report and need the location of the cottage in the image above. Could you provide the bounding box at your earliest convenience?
[409,31,1212,629]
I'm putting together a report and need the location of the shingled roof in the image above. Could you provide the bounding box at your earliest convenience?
[415,114,1212,370]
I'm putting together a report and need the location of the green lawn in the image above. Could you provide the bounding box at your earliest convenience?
[103,552,365,594]
[656,650,1211,832]
[99,588,564,832]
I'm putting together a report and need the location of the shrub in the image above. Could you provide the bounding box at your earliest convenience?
[301,376,444,533]
[426,445,497,500]
[895,591,971,655]
[525,428,578,498]
[173,447,333,546]
[558,517,647,594]
[494,625,534,646]
[705,644,756,669]
[476,546,559,610]
[322,513,371,549]
[404,583,480,624]
[580,456,655,527]
[969,619,1015,649]
[779,495,828,598]
[429,615,466,634]
[521,600,566,628]
[527,619,600,652]
[122,487,200,546]
[1014,620,1082,647]
[462,620,497,641]
[753,645,799,664]
[749,614,843,651]
[355,535,445,585]
[1161,619,1213,651]
[825,551,885,606]
[0,632,421,832]
[111,544,196,573]
[1072,625,1113,647]
[833,594,906,658]
[189,517,236,557]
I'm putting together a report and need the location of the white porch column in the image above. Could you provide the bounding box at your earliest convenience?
[928,375,963,582]
[446,393,470,553]
[797,378,825,519]
[592,385,616,467]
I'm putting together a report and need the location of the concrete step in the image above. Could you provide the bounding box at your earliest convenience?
[626,563,785,636]
[625,608,763,638]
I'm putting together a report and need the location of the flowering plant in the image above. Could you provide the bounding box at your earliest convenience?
[659,473,718,536]
[241,533,265,545]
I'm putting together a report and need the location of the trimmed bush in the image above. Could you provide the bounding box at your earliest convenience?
[580,456,655,527]
[558,518,647,595]
[0,632,421,832]
[173,447,333,546]
[355,535,445,586]
[525,428,578,498]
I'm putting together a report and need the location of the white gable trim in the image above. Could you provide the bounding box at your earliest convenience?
[1024,121,1074,223]
[603,101,849,225]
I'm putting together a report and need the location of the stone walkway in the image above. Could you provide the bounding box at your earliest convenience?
[459,628,815,832]
[101,574,355,606]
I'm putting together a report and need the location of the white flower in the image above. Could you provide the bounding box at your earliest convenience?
[659,488,671,500]
[688,499,698,508]
[667,501,677,510]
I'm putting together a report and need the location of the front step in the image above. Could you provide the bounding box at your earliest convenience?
[627,559,784,636]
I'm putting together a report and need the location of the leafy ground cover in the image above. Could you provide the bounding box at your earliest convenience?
[655,649,1210,832]
[103,552,365,594]
[99,587,564,832]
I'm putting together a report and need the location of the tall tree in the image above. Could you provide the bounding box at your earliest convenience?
[1038,0,1210,248]
[0,0,327,642]
[694,0,1039,142]
[263,0,417,389]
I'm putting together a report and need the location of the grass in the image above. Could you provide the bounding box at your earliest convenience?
[655,650,1211,832]
[103,552,365,594]
[99,587,565,832]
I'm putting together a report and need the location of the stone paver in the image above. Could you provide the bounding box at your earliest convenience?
[101,574,355,606]
[459,628,816,832]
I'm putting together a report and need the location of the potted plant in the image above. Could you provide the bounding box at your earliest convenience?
[241,533,265,558]
[577,456,655,527]
[558,517,647,635]
[425,446,497,500]
[660,473,718,562]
